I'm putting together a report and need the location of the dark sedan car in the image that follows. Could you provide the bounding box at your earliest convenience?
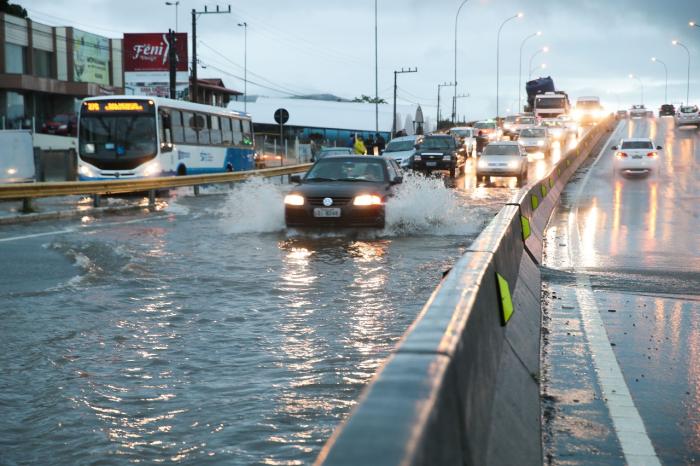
[659,104,675,117]
[411,134,463,178]
[284,156,403,228]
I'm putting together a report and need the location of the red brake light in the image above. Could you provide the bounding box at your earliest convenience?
[647,152,657,158]
[616,152,628,158]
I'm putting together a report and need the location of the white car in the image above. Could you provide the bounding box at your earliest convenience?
[473,120,502,141]
[510,115,537,136]
[518,127,551,157]
[610,138,662,175]
[476,141,528,186]
[539,118,566,141]
[449,127,476,157]
[674,105,700,127]
[382,135,419,169]
[629,104,648,118]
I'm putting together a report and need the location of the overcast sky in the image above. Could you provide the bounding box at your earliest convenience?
[18,0,700,119]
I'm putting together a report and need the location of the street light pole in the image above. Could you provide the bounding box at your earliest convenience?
[453,0,470,124]
[165,1,180,31]
[672,40,691,105]
[518,31,541,112]
[528,46,548,80]
[374,0,379,136]
[392,67,418,137]
[496,12,522,125]
[651,57,668,103]
[529,63,546,79]
[237,22,248,112]
[437,81,455,129]
[629,74,644,105]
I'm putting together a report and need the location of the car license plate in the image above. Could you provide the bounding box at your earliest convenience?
[426,161,437,167]
[632,155,642,159]
[314,208,341,218]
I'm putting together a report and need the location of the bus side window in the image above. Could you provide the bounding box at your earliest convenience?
[241,119,253,146]
[232,118,243,145]
[170,109,185,144]
[159,110,172,151]
[183,111,197,144]
[222,117,233,145]
[210,115,222,145]
[196,113,210,145]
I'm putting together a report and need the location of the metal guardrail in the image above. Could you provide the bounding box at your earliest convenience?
[0,164,312,201]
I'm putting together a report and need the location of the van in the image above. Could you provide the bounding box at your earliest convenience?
[0,130,35,183]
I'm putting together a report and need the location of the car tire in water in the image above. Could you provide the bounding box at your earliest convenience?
[177,165,187,176]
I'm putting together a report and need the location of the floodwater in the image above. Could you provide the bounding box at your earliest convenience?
[0,173,513,465]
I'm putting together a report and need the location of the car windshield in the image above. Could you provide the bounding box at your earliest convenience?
[305,159,386,182]
[505,116,518,123]
[450,129,472,137]
[515,117,535,125]
[577,101,600,109]
[620,141,653,149]
[520,129,545,138]
[536,98,567,109]
[384,140,415,152]
[420,137,453,149]
[632,105,645,109]
[474,122,495,130]
[482,144,520,156]
[680,106,698,113]
[318,148,351,158]
[78,113,157,170]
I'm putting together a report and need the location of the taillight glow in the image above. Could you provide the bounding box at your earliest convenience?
[616,152,628,158]
[647,152,657,158]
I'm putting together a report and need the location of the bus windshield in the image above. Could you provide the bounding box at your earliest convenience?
[79,113,157,170]
[536,98,567,109]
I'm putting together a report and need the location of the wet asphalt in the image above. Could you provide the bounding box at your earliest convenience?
[541,117,699,465]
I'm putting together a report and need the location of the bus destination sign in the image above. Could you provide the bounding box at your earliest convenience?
[83,101,153,113]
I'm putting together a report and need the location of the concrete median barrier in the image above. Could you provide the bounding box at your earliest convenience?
[317,117,616,466]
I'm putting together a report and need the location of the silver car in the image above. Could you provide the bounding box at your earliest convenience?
[518,127,551,157]
[674,105,700,127]
[476,141,528,186]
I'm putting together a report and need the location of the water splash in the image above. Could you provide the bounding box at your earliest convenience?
[383,173,486,236]
[220,177,286,234]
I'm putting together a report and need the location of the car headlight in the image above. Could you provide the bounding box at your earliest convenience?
[353,194,382,206]
[537,140,545,147]
[414,155,422,161]
[284,194,305,206]
[78,164,95,177]
[508,161,519,168]
[478,159,488,168]
[6,167,17,175]
[442,155,452,161]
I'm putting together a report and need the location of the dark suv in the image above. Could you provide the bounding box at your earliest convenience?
[659,104,675,117]
[411,134,462,178]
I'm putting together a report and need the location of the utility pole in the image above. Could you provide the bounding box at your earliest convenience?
[392,67,417,138]
[455,93,470,123]
[168,29,177,99]
[374,0,379,135]
[191,5,231,104]
[238,22,248,112]
[437,81,455,130]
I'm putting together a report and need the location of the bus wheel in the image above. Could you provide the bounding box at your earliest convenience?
[177,165,187,176]
[226,163,233,172]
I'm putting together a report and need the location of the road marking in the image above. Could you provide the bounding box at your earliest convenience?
[0,215,168,243]
[567,120,661,465]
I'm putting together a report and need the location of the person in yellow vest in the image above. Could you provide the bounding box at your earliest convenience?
[353,135,367,155]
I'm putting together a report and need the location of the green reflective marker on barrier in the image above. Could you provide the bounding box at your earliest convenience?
[531,194,539,210]
[567,159,571,167]
[496,273,514,325]
[540,184,547,197]
[558,167,561,176]
[549,177,554,189]
[520,215,531,241]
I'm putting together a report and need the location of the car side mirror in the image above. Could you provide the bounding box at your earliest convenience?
[611,145,618,150]
[656,145,663,150]
[290,175,301,184]
[392,176,403,185]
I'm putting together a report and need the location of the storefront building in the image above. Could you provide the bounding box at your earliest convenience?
[0,12,123,132]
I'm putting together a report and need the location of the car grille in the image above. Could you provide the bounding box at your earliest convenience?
[307,197,352,206]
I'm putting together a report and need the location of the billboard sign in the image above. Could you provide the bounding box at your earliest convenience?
[123,33,188,72]
[73,29,110,85]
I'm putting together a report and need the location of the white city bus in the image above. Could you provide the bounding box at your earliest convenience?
[77,95,256,180]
